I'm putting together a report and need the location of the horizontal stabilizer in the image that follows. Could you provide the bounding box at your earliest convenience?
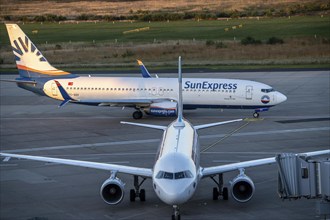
[121,121,167,130]
[194,119,242,130]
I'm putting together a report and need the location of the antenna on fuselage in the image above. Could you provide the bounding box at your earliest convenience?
[174,56,185,128]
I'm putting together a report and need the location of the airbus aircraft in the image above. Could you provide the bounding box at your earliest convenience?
[1,57,329,219]
[3,24,287,119]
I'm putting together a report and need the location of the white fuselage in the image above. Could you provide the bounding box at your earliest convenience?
[43,77,287,109]
[152,119,200,205]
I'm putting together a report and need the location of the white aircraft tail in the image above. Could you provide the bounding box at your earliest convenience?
[5,24,73,78]
[173,56,185,128]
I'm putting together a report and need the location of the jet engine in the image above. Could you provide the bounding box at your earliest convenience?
[144,101,177,117]
[100,177,125,205]
[230,172,255,203]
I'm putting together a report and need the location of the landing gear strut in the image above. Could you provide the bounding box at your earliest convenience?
[210,173,228,200]
[172,205,181,220]
[130,175,146,202]
[132,110,143,120]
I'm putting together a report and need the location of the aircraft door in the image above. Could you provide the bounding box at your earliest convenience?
[51,82,57,96]
[246,86,253,100]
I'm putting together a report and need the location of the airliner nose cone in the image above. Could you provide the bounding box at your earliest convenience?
[278,93,287,103]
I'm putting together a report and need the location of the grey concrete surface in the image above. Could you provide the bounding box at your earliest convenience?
[0,71,329,220]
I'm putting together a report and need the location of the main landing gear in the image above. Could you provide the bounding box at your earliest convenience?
[132,110,143,120]
[172,205,181,220]
[253,112,260,118]
[130,175,146,202]
[210,173,229,201]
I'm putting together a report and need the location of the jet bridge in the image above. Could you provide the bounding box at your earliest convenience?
[276,153,330,218]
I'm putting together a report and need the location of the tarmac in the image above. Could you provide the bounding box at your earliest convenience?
[0,71,329,220]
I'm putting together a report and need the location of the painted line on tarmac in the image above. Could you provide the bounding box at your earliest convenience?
[201,121,250,152]
[2,127,329,154]
[200,126,330,139]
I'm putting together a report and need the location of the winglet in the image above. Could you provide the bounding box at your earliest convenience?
[137,59,152,78]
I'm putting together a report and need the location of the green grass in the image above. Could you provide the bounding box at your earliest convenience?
[1,16,329,46]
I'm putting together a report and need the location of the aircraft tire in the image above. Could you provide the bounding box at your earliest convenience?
[140,189,146,201]
[212,187,219,200]
[253,112,259,118]
[172,215,181,220]
[130,189,136,202]
[133,111,143,119]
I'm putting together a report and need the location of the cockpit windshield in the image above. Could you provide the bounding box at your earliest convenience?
[156,170,193,180]
[261,88,275,93]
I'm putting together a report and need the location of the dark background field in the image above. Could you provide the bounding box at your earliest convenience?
[0,0,329,71]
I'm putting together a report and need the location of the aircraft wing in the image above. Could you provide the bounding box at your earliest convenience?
[201,149,330,178]
[0,153,153,178]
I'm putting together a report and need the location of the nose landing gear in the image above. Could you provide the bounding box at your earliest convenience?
[253,112,259,118]
[172,205,181,220]
[253,108,269,118]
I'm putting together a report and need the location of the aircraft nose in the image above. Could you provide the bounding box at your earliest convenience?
[277,92,287,104]
[156,180,193,205]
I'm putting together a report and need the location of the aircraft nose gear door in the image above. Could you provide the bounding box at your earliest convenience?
[51,82,57,97]
[246,86,253,100]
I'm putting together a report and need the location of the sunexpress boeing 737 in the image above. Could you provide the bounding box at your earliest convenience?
[3,24,287,119]
[1,57,328,219]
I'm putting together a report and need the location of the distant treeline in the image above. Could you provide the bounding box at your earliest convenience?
[3,2,329,22]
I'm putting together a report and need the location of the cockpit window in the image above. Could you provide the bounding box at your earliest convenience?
[156,170,193,180]
[156,171,165,179]
[261,88,275,93]
[175,172,185,179]
[164,172,174,179]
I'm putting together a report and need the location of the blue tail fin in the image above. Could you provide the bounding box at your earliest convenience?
[137,60,152,78]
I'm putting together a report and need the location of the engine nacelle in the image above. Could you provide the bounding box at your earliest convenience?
[230,173,255,203]
[100,177,125,205]
[144,101,177,117]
